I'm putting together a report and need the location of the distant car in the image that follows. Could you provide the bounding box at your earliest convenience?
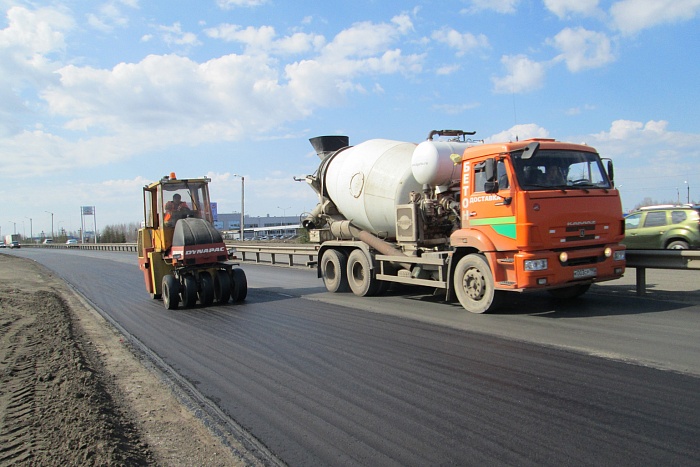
[43,238,53,244]
[622,205,700,249]
[66,239,78,246]
[9,241,20,249]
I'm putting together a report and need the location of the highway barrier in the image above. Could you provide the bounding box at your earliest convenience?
[18,243,700,295]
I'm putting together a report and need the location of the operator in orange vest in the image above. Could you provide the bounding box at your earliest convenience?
[164,193,190,225]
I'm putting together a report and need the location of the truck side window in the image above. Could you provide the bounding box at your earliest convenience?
[497,161,509,189]
[474,160,508,192]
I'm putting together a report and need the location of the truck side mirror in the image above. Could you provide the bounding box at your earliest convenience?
[484,158,497,182]
[483,158,498,193]
[607,160,614,183]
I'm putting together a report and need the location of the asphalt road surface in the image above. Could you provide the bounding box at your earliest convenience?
[7,248,700,466]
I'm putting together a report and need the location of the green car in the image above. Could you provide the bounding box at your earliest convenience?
[623,205,700,249]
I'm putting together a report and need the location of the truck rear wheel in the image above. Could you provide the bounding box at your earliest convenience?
[230,268,248,302]
[321,249,349,293]
[347,249,380,297]
[214,270,231,304]
[162,274,180,310]
[454,254,501,314]
[180,275,198,308]
[198,272,215,306]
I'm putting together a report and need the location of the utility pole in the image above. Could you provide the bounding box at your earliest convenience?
[45,211,54,239]
[233,174,245,241]
[25,217,32,243]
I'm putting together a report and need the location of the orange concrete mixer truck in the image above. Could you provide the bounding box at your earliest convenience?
[301,129,626,313]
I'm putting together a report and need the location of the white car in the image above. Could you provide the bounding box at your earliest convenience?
[66,239,78,247]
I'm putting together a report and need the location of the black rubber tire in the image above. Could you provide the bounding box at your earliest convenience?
[347,249,380,297]
[453,254,501,314]
[230,268,248,302]
[214,270,231,304]
[162,274,179,310]
[198,271,214,307]
[548,284,591,299]
[321,249,349,293]
[180,275,198,308]
[667,240,689,249]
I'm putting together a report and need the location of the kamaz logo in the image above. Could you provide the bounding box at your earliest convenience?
[567,221,596,226]
[185,246,225,255]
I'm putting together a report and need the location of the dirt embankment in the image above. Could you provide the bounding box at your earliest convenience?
[0,253,250,466]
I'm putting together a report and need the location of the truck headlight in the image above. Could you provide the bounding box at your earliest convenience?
[614,250,625,261]
[524,259,548,271]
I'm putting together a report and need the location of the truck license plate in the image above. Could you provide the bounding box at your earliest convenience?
[573,267,596,279]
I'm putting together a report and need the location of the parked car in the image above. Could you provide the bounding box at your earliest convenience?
[622,205,700,249]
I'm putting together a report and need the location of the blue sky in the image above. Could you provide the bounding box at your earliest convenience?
[1,0,699,238]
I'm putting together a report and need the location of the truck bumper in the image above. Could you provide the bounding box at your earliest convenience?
[506,244,625,290]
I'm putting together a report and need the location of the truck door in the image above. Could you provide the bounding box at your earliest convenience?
[466,159,517,250]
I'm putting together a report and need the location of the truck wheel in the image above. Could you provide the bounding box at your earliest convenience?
[454,254,500,314]
[180,275,198,308]
[162,274,180,310]
[214,270,231,304]
[198,272,215,307]
[230,268,248,302]
[548,284,591,299]
[347,249,380,297]
[321,249,349,293]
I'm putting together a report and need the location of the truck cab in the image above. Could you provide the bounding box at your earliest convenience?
[452,139,626,300]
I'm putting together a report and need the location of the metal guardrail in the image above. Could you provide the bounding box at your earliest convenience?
[18,243,699,295]
[625,250,700,295]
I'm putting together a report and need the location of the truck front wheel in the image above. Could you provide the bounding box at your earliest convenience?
[454,254,501,314]
[321,249,349,293]
[162,274,180,310]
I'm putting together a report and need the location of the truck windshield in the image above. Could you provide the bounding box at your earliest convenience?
[512,149,611,190]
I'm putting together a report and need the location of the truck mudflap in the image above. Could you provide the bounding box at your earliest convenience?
[504,244,626,290]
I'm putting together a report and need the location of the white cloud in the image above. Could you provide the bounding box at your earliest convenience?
[549,27,615,72]
[492,55,545,94]
[205,24,325,55]
[158,22,201,47]
[432,102,480,115]
[0,6,74,136]
[610,0,700,35]
[464,0,520,14]
[486,124,550,142]
[431,27,489,56]
[544,0,601,18]
[217,0,268,8]
[86,1,138,33]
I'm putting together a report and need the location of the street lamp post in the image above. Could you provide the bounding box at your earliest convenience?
[25,217,32,243]
[277,206,290,220]
[233,174,245,241]
[45,211,54,239]
[9,221,16,234]
[685,181,690,204]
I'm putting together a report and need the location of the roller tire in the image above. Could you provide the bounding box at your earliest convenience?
[180,275,198,308]
[230,268,248,302]
[162,274,179,310]
[214,270,231,304]
[198,271,214,307]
